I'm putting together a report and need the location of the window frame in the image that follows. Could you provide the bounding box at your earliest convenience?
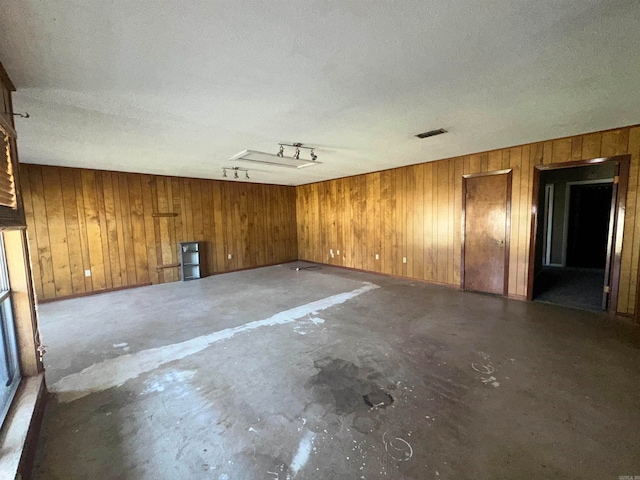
[0,233,21,427]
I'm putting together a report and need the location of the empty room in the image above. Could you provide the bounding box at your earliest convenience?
[1,1,640,479]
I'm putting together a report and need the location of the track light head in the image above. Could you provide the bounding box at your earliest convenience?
[277,145,284,157]
[310,149,317,162]
[222,168,227,178]
[245,171,250,179]
[293,147,300,160]
[234,170,239,179]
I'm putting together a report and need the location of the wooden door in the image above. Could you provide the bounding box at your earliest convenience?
[462,170,512,295]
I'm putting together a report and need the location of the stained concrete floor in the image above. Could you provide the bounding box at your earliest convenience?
[32,263,640,479]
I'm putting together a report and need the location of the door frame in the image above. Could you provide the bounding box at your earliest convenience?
[527,155,631,314]
[542,183,555,266]
[461,169,513,296]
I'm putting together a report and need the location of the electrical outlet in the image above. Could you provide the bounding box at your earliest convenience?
[403,257,407,264]
[375,254,380,260]
[84,269,91,277]
[228,253,232,260]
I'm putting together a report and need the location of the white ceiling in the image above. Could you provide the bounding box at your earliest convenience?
[1,0,639,186]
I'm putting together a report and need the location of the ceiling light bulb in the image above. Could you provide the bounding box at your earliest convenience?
[277,145,284,157]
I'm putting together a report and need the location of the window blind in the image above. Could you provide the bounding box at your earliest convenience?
[0,126,16,209]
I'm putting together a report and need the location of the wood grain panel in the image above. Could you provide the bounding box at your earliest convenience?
[20,165,298,300]
[42,167,73,297]
[296,124,640,316]
[59,168,85,294]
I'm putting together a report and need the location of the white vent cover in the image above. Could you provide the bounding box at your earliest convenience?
[228,150,321,169]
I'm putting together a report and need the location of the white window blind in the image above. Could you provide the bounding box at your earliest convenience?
[0,125,16,210]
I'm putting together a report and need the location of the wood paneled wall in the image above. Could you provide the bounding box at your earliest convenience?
[20,165,298,300]
[296,126,640,315]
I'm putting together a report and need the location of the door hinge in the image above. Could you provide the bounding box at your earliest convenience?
[603,285,611,293]
[614,176,620,184]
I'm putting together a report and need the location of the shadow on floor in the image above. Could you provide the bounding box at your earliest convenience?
[534,266,605,311]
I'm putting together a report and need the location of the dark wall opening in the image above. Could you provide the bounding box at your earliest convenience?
[566,183,612,269]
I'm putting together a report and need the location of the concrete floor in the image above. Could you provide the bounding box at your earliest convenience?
[32,263,640,479]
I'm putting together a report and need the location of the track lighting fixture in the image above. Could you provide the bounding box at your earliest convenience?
[275,143,318,163]
[222,166,251,180]
[229,143,320,169]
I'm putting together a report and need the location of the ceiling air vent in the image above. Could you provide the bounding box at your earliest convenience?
[415,128,447,139]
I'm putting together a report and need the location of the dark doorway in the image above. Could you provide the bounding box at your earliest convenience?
[528,156,631,314]
[533,174,614,311]
[566,183,613,269]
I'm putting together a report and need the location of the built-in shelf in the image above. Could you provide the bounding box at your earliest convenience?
[180,242,201,281]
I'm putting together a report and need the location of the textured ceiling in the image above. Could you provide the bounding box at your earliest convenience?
[1,0,639,185]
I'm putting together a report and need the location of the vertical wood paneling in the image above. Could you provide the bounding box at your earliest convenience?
[103,172,123,288]
[423,163,434,282]
[29,167,56,298]
[620,127,640,313]
[73,170,93,292]
[413,164,424,280]
[436,162,448,284]
[582,132,602,159]
[59,168,84,294]
[508,147,522,295]
[20,167,43,296]
[128,175,149,283]
[42,167,73,297]
[20,165,298,300]
[79,170,107,290]
[296,125,640,315]
[140,175,159,285]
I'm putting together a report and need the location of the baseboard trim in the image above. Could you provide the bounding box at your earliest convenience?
[35,260,300,303]
[37,283,152,303]
[297,260,461,290]
[211,260,298,277]
[296,260,535,302]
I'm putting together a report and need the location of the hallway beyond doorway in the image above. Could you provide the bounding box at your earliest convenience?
[534,266,605,311]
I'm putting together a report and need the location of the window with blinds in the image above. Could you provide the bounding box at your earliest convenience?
[0,125,16,210]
